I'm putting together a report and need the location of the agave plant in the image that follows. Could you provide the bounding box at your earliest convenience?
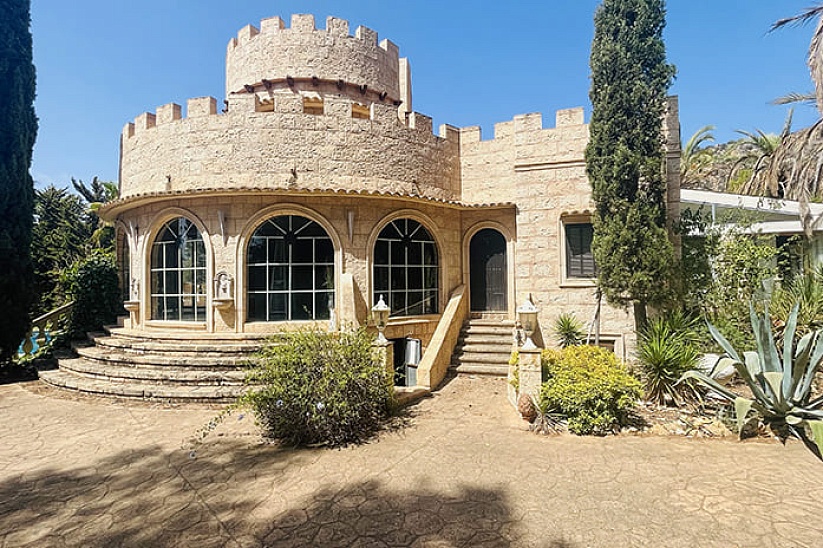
[638,316,701,406]
[681,303,823,459]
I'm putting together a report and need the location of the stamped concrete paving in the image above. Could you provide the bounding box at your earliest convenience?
[2,376,823,548]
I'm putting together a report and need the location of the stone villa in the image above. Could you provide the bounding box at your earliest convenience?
[41,15,681,401]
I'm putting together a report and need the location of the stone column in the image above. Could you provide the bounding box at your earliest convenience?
[517,348,543,402]
[372,340,394,383]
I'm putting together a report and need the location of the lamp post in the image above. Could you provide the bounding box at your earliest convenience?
[517,298,539,351]
[372,295,390,344]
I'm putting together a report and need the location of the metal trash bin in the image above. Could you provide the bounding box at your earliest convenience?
[404,337,421,387]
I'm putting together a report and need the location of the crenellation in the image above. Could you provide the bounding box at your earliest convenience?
[122,122,135,139]
[260,16,285,33]
[237,24,259,44]
[187,97,217,118]
[556,107,584,127]
[409,112,432,133]
[439,124,460,141]
[134,112,156,133]
[227,94,258,113]
[291,14,315,33]
[494,120,514,139]
[326,16,349,37]
[379,38,398,58]
[355,25,378,46]
[156,103,181,125]
[514,112,543,133]
[460,126,481,144]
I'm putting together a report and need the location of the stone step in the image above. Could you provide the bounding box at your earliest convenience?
[58,358,246,386]
[73,344,251,368]
[453,341,515,354]
[39,369,247,403]
[462,324,515,335]
[103,326,270,344]
[89,332,261,355]
[451,352,511,365]
[448,363,509,376]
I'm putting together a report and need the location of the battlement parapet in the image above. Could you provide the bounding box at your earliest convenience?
[226,15,401,102]
[123,94,455,144]
[459,107,588,146]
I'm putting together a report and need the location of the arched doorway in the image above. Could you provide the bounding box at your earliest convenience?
[470,228,507,312]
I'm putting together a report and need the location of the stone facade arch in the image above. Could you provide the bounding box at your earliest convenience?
[236,203,343,332]
[141,207,214,328]
[462,221,516,318]
[367,209,445,316]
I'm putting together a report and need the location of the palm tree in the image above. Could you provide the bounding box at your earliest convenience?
[680,125,715,187]
[772,4,823,115]
[71,176,118,249]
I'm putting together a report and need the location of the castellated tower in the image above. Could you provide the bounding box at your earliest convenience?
[119,14,458,202]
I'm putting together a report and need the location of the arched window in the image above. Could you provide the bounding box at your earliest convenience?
[247,215,334,321]
[373,219,438,316]
[150,217,207,321]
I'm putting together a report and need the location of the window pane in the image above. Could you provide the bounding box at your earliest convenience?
[316,266,334,289]
[248,265,267,290]
[248,237,266,264]
[268,266,288,291]
[390,241,405,264]
[292,241,313,263]
[291,293,313,320]
[408,242,422,264]
[391,267,406,290]
[164,244,178,269]
[248,293,267,321]
[374,240,389,265]
[374,267,389,292]
[423,243,437,265]
[408,292,423,315]
[151,272,164,294]
[269,293,287,321]
[316,239,334,264]
[165,272,179,295]
[315,292,332,320]
[408,267,423,290]
[269,238,287,263]
[292,266,313,290]
[391,292,406,315]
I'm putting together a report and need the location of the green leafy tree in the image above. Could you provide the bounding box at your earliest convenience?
[72,176,118,250]
[585,0,676,330]
[32,185,93,314]
[0,0,37,365]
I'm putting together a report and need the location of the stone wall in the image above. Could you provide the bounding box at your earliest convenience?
[116,194,495,350]
[226,15,401,101]
[459,101,682,358]
[120,96,460,201]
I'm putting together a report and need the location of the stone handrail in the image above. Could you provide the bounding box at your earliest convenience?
[20,301,74,357]
[416,285,467,389]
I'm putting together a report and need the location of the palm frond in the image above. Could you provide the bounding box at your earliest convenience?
[771,92,816,106]
[771,6,823,31]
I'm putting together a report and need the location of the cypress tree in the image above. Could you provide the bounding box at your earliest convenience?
[0,0,37,364]
[585,0,676,330]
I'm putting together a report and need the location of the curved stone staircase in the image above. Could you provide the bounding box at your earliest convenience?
[39,327,266,403]
[449,319,516,376]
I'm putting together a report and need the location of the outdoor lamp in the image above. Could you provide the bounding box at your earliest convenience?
[517,298,539,351]
[372,295,390,344]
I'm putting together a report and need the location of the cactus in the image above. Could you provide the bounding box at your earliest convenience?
[681,303,823,459]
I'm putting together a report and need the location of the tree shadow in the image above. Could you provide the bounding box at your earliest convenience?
[0,437,576,547]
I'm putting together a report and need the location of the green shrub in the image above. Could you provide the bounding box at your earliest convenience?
[637,312,701,406]
[244,327,393,448]
[60,250,121,338]
[539,345,641,435]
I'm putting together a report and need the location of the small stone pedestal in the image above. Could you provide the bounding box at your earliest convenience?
[517,348,543,405]
[372,340,394,381]
[123,300,140,328]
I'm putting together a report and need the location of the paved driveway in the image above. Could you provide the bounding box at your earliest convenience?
[1,376,822,547]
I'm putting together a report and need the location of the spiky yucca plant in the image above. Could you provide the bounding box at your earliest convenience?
[638,316,701,406]
[681,303,823,459]
[553,313,585,348]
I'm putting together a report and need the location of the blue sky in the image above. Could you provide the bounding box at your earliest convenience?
[30,1,822,187]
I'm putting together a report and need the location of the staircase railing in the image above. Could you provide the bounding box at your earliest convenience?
[19,301,75,358]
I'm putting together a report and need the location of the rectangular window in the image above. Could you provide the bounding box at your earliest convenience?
[352,103,371,120]
[565,223,595,279]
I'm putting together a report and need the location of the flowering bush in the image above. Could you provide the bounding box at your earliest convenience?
[539,345,641,435]
[244,327,393,447]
